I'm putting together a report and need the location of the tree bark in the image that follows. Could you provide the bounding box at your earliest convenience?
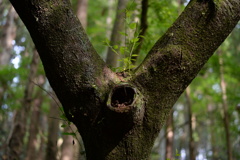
[106,0,129,67]
[218,50,233,160]
[9,0,240,159]
[75,2,88,158]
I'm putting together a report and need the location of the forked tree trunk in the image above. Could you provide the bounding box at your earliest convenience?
[9,0,240,159]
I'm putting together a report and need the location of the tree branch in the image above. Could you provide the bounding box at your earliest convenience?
[9,0,118,123]
[130,0,240,134]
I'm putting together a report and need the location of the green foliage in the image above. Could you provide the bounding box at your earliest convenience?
[61,132,76,136]
[0,66,16,85]
[103,1,142,72]
[165,149,181,160]
[87,0,117,57]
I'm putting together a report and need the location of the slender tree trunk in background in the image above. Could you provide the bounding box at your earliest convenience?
[45,94,60,160]
[106,0,128,67]
[60,124,79,160]
[185,87,195,160]
[0,6,16,106]
[106,0,114,38]
[177,0,185,14]
[208,104,218,160]
[7,50,39,160]
[165,111,174,160]
[36,114,48,160]
[131,0,148,64]
[76,0,88,29]
[25,76,45,160]
[0,6,16,66]
[218,50,233,160]
[25,94,43,160]
[0,6,17,156]
[104,0,114,60]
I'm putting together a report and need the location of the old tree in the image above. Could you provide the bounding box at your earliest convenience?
[9,0,240,159]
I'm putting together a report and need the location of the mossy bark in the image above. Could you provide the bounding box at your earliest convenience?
[9,0,240,159]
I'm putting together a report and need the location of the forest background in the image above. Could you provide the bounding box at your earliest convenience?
[0,0,240,159]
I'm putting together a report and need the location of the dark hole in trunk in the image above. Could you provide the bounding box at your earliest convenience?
[111,86,135,107]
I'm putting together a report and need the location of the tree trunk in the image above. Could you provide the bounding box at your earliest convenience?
[208,104,218,160]
[75,2,88,158]
[185,87,195,160]
[106,0,129,67]
[0,5,16,107]
[45,94,60,160]
[76,0,88,29]
[7,50,39,160]
[164,0,185,157]
[165,110,174,160]
[105,0,114,38]
[36,114,48,160]
[0,5,17,157]
[0,6,16,66]
[25,94,43,160]
[218,50,233,160]
[25,76,45,160]
[9,0,240,159]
